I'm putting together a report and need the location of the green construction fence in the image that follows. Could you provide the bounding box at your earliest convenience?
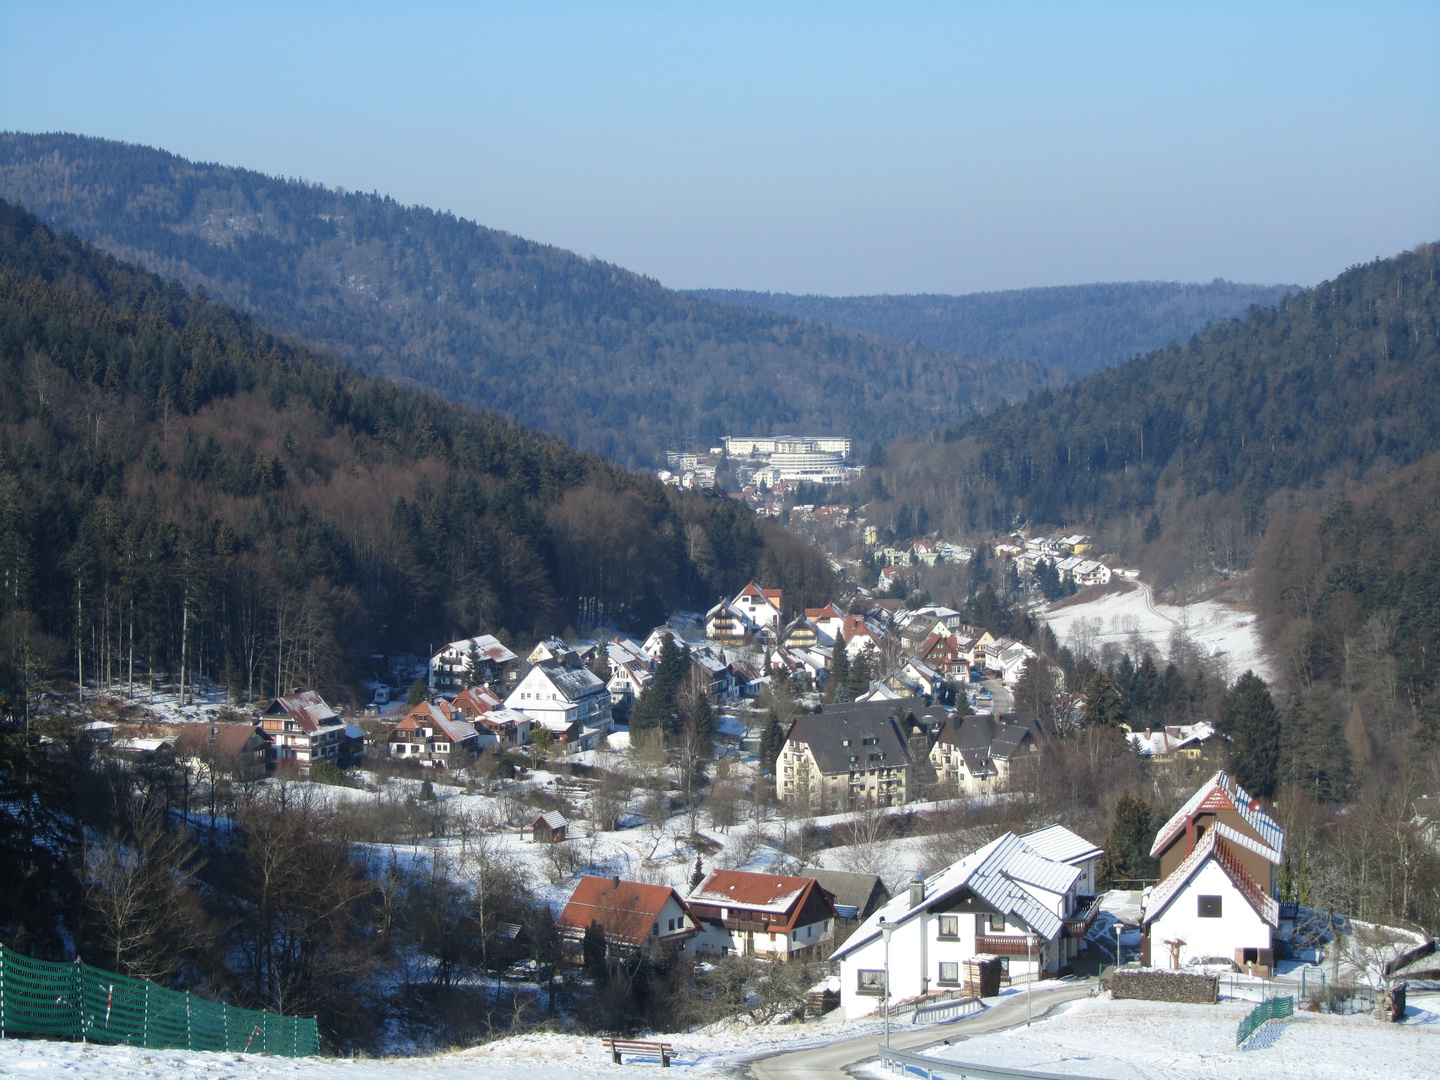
[0,943,318,1057]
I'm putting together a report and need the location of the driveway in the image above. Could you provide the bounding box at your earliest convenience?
[746,980,1095,1080]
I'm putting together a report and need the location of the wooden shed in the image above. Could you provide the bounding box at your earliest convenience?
[531,810,568,844]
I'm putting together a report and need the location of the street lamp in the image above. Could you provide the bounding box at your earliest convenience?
[880,916,893,1048]
[1114,922,1123,968]
[1027,932,1035,1027]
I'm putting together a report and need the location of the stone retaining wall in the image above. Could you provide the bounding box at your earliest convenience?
[1111,968,1219,1004]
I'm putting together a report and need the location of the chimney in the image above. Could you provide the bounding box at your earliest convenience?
[908,873,925,909]
[612,875,621,891]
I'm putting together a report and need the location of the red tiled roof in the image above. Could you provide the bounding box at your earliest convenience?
[557,876,686,947]
[451,686,504,716]
[265,690,341,734]
[689,869,820,921]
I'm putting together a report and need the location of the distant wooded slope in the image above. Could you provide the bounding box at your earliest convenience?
[0,133,1046,467]
[0,198,835,702]
[856,243,1439,587]
[688,281,1296,376]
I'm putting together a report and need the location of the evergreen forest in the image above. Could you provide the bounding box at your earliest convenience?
[0,133,1046,467]
[0,199,835,706]
[690,279,1296,377]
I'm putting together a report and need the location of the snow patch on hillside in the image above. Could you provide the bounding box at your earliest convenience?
[1040,578,1272,682]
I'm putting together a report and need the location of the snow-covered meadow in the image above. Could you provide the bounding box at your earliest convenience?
[1039,577,1272,681]
[869,994,1440,1080]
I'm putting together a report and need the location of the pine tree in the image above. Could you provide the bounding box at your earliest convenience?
[828,643,851,703]
[1081,670,1127,727]
[408,676,429,706]
[689,856,705,890]
[759,712,786,774]
[632,634,688,733]
[463,639,485,686]
[1218,671,1282,798]
[1099,794,1159,887]
[1279,694,1350,802]
[583,920,608,983]
[847,646,874,700]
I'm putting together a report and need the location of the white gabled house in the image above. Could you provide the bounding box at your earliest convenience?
[1141,770,1285,973]
[505,658,613,751]
[429,635,518,694]
[831,830,1092,1018]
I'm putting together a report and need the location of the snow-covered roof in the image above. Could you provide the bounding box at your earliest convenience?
[437,634,517,664]
[533,811,567,831]
[1150,771,1284,861]
[1144,826,1279,928]
[832,832,1078,960]
[1021,824,1105,868]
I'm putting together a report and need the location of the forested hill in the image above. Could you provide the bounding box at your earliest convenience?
[861,244,1440,582]
[0,133,1042,466]
[689,280,1296,377]
[0,199,835,703]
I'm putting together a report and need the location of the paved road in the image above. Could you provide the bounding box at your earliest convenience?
[747,981,1095,1080]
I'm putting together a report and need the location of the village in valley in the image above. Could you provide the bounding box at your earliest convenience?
[53,473,1439,1078]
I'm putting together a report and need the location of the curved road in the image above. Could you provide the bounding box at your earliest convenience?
[746,981,1096,1080]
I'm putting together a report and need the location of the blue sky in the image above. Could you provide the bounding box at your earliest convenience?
[1,1,1436,294]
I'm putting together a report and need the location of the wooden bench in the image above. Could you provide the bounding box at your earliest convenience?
[603,1038,676,1067]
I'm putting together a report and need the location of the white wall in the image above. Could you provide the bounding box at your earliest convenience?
[838,907,1051,1018]
[1148,859,1272,968]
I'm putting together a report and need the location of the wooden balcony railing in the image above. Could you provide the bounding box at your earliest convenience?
[975,934,1034,955]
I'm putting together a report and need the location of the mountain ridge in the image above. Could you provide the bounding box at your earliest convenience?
[688,280,1298,376]
[0,133,1047,467]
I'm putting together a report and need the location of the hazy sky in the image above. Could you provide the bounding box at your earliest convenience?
[2,2,1436,294]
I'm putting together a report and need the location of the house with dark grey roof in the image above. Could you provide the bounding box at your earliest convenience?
[797,869,890,946]
[777,704,915,810]
[505,656,613,750]
[929,712,1045,796]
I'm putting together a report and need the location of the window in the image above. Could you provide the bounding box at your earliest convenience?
[938,962,960,985]
[668,918,675,931]
[857,970,886,996]
[989,913,1006,932]
[1198,895,1223,918]
[938,915,959,939]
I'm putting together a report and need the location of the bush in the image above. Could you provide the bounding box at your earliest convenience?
[309,760,350,787]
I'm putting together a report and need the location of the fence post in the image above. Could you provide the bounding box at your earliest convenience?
[142,981,149,1048]
[75,958,85,1043]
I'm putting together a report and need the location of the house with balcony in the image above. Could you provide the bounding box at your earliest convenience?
[929,712,1045,796]
[1141,770,1285,973]
[260,690,348,775]
[428,635,518,695]
[777,703,916,811]
[685,870,837,961]
[387,699,480,766]
[505,657,613,751]
[831,830,1089,1018]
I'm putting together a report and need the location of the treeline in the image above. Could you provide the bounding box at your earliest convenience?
[859,243,1440,580]
[0,133,1030,466]
[0,199,834,705]
[690,279,1295,377]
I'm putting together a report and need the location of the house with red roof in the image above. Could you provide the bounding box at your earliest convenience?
[387,699,481,766]
[260,690,348,774]
[685,869,838,961]
[1141,771,1285,973]
[804,603,847,646]
[557,876,699,954]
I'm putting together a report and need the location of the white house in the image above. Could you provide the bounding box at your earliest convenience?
[804,603,848,646]
[505,659,613,750]
[429,635,518,694]
[685,870,837,962]
[1141,770,1285,973]
[1020,824,1105,896]
[1142,825,1279,972]
[831,831,1087,1018]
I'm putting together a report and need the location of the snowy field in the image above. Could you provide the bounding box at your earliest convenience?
[868,994,1440,1080]
[0,1013,885,1080]
[1040,578,1272,681]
